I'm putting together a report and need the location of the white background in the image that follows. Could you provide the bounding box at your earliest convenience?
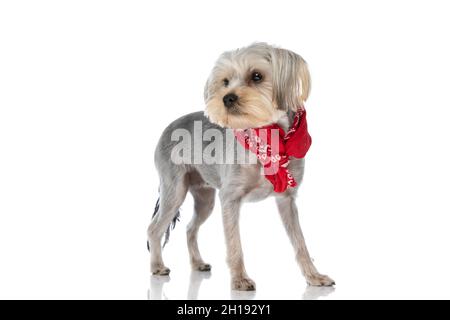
[1,0,450,300]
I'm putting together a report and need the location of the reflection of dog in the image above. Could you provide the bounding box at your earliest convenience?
[147,43,334,291]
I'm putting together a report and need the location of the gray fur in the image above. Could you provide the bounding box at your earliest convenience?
[147,111,334,289]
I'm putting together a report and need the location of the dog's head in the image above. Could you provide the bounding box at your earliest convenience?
[204,43,311,129]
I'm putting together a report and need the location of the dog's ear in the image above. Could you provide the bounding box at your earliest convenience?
[270,48,311,111]
[204,76,211,103]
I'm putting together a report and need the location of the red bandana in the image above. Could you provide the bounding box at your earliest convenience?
[234,109,312,193]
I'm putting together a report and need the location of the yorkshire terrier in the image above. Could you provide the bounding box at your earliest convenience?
[147,43,334,291]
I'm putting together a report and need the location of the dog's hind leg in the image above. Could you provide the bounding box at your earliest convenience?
[187,185,215,271]
[275,195,335,286]
[147,175,188,275]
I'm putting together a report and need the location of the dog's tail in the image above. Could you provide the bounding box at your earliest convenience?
[148,197,180,251]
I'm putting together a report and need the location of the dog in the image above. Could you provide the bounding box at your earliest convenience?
[147,43,334,291]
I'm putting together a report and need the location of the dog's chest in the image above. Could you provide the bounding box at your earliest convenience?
[242,167,274,202]
[241,158,305,202]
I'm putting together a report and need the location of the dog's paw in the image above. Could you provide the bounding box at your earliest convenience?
[152,265,171,276]
[232,277,256,291]
[306,273,335,286]
[193,262,212,272]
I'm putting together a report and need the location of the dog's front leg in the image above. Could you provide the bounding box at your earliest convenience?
[276,195,335,286]
[220,193,255,291]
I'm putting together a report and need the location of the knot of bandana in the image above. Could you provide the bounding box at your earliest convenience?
[234,109,312,193]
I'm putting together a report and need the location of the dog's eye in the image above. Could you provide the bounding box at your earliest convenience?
[223,79,229,87]
[251,72,263,82]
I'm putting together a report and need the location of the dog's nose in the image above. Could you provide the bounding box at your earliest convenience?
[223,93,238,108]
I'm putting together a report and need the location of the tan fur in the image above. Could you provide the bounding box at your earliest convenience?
[205,43,311,128]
